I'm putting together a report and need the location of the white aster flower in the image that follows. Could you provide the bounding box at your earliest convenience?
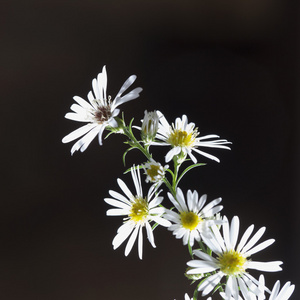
[164,188,224,247]
[255,275,295,300]
[143,159,168,184]
[152,111,231,163]
[104,166,171,259]
[187,216,283,300]
[62,66,142,154]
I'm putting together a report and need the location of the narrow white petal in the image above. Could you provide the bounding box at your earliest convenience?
[165,147,181,162]
[117,178,134,201]
[112,223,134,249]
[151,216,171,227]
[230,216,240,250]
[124,225,139,256]
[237,225,254,253]
[199,272,223,296]
[70,125,101,154]
[192,148,220,162]
[241,227,266,254]
[79,125,103,152]
[73,95,94,110]
[108,190,131,205]
[65,112,88,122]
[138,225,143,259]
[62,123,97,143]
[104,198,130,210]
[193,249,218,263]
[146,221,156,248]
[247,261,283,272]
[244,239,275,257]
[106,208,128,216]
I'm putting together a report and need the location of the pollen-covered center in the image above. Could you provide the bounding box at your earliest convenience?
[146,164,161,181]
[167,129,197,147]
[218,250,247,276]
[94,105,112,124]
[129,197,149,223]
[180,211,202,230]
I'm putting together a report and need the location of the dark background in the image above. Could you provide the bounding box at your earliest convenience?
[1,1,299,299]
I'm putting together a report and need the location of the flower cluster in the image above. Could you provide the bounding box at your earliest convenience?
[62,66,295,300]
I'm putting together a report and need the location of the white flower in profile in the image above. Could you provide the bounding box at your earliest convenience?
[143,159,168,184]
[62,66,142,155]
[164,188,223,247]
[104,166,171,259]
[186,216,283,300]
[152,111,231,163]
[140,110,160,143]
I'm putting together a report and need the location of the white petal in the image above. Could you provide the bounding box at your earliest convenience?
[104,198,130,210]
[146,221,156,248]
[117,178,134,201]
[247,261,283,272]
[108,190,131,205]
[199,272,223,296]
[62,123,97,143]
[124,225,139,256]
[65,112,88,122]
[241,227,266,254]
[237,224,254,253]
[138,225,143,259]
[112,223,134,249]
[244,239,275,257]
[73,95,94,110]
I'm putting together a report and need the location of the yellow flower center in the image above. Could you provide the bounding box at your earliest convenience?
[218,250,247,276]
[129,197,149,223]
[146,164,161,181]
[167,129,197,147]
[180,211,202,230]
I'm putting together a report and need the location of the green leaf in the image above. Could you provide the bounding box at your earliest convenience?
[122,147,135,166]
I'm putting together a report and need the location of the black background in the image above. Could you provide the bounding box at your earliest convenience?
[1,1,299,299]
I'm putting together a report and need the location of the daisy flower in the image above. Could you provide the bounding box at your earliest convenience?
[143,159,168,184]
[153,111,231,163]
[255,275,295,300]
[104,166,171,259]
[164,188,224,247]
[186,216,283,300]
[62,66,142,155]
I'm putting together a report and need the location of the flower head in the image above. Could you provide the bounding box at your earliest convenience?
[152,111,231,163]
[143,159,168,184]
[62,66,142,154]
[164,188,224,247]
[186,216,283,299]
[104,166,171,259]
[254,275,295,300]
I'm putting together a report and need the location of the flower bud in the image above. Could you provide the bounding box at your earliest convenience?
[141,110,159,142]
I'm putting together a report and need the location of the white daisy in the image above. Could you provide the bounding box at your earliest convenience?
[104,166,171,259]
[186,216,283,300]
[152,111,231,163]
[143,159,168,184]
[164,188,224,247]
[62,66,142,154]
[255,275,295,300]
